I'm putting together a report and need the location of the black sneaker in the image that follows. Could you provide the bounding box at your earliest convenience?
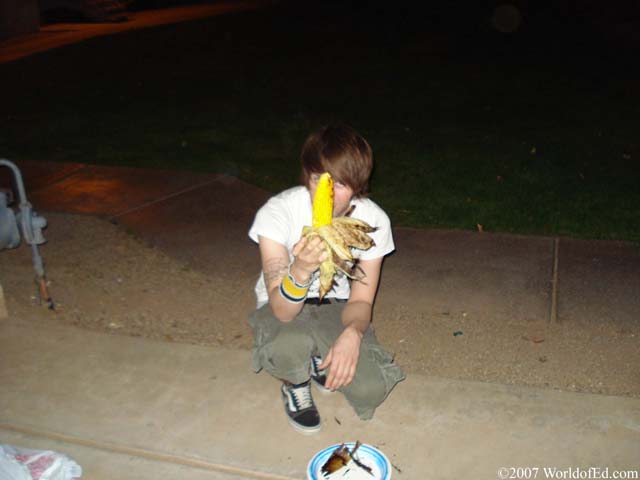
[281,380,321,434]
[310,355,333,394]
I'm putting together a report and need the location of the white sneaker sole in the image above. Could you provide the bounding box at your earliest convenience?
[285,415,322,435]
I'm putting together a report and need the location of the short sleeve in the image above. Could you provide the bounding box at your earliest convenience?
[248,196,291,247]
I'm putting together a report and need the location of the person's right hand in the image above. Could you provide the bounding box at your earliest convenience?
[290,236,328,283]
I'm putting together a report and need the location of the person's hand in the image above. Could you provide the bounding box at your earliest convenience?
[290,236,327,283]
[319,326,363,390]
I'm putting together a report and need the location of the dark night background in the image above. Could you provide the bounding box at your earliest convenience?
[2,0,639,239]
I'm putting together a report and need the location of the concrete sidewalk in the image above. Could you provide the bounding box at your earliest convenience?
[1,160,639,479]
[2,320,639,479]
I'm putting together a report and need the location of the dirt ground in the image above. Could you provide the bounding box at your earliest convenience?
[1,213,638,398]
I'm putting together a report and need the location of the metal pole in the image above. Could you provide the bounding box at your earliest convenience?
[1,159,54,310]
[0,159,28,204]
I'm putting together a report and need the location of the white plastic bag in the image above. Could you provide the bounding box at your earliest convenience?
[0,447,31,480]
[0,445,82,480]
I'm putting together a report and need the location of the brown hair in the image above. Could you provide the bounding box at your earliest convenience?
[300,125,373,197]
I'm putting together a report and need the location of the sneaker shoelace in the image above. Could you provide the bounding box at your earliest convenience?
[311,355,324,376]
[290,383,314,411]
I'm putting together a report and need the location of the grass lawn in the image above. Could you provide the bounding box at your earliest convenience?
[1,2,638,241]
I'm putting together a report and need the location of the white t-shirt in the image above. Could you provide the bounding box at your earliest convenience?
[248,186,395,307]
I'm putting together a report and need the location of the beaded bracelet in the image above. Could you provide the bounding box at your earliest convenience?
[287,263,312,288]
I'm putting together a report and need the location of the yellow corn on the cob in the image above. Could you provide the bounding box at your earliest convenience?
[303,171,377,299]
[312,173,334,228]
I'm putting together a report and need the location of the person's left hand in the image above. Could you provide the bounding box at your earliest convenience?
[319,326,363,391]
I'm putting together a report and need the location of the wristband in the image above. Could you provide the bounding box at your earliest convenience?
[279,271,309,303]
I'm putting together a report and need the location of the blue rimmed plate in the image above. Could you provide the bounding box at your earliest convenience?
[307,442,391,480]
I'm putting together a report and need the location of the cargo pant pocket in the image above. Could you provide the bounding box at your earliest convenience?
[365,341,406,398]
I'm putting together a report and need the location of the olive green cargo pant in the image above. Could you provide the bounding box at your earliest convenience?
[248,301,405,420]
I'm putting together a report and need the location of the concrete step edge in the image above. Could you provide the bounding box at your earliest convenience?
[0,422,298,480]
